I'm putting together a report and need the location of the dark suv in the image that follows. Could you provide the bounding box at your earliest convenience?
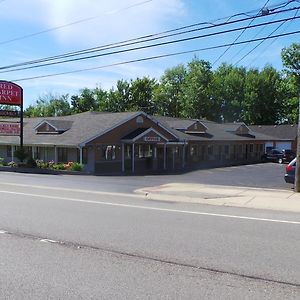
[262,149,295,164]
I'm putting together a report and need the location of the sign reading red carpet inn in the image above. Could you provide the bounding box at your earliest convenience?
[0,81,22,105]
[0,122,20,136]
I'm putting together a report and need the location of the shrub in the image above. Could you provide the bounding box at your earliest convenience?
[70,162,83,171]
[51,163,66,170]
[14,148,28,162]
[36,160,48,168]
[0,157,4,166]
[8,161,17,167]
[26,157,37,168]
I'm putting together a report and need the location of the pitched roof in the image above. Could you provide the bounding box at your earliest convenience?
[0,111,140,146]
[0,111,282,146]
[249,124,297,140]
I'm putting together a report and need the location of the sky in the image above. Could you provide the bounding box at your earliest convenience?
[0,0,299,108]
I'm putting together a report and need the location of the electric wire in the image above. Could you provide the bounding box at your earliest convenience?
[1,12,299,74]
[212,0,271,66]
[0,0,154,46]
[233,7,299,66]
[0,3,298,71]
[12,29,300,82]
[246,7,300,67]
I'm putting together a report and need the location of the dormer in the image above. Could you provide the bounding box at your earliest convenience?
[34,119,73,134]
[225,123,255,137]
[185,120,208,134]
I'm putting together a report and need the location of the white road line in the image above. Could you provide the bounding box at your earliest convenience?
[0,190,299,225]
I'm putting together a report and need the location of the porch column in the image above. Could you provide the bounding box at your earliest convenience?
[54,146,58,163]
[182,144,186,169]
[121,143,125,172]
[132,143,135,173]
[11,145,14,162]
[32,146,35,159]
[164,143,167,170]
[172,147,175,170]
[79,147,83,165]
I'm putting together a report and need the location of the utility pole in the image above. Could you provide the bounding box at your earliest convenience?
[295,76,300,192]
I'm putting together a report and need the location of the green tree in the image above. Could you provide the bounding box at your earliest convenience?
[153,64,186,117]
[242,66,284,124]
[24,93,71,117]
[71,88,97,113]
[129,77,158,115]
[106,80,131,112]
[212,64,246,122]
[181,58,216,120]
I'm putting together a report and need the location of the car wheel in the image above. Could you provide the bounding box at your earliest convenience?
[278,158,283,164]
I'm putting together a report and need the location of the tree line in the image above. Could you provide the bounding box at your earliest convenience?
[24,44,300,125]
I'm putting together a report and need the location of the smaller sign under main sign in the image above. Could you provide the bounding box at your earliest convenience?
[144,136,161,142]
[0,122,20,136]
[0,110,20,117]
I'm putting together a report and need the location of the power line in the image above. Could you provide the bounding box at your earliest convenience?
[1,2,298,71]
[1,12,299,74]
[233,7,299,66]
[0,0,154,46]
[212,0,271,66]
[246,7,300,67]
[12,29,300,82]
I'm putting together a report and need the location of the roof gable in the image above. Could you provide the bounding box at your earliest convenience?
[34,119,73,134]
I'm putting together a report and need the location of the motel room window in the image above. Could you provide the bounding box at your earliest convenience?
[103,145,116,160]
[224,145,229,155]
[190,145,196,156]
[249,144,254,153]
[6,146,12,157]
[58,148,68,162]
[138,145,152,158]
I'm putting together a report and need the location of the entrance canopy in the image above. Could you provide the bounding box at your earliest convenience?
[121,127,169,144]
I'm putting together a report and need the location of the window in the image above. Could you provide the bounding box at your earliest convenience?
[6,146,12,157]
[190,145,196,156]
[58,148,68,162]
[224,145,229,155]
[138,145,152,158]
[102,145,116,160]
[208,145,214,155]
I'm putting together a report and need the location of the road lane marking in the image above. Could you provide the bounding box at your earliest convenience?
[0,190,300,225]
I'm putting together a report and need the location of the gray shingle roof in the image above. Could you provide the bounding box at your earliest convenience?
[249,124,297,140]
[0,111,282,146]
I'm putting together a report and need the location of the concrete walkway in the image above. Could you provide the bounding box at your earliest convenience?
[135,183,300,212]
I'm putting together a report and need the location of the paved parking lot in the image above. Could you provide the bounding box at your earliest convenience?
[178,162,291,190]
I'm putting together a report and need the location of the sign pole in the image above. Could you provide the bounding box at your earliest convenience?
[20,87,23,149]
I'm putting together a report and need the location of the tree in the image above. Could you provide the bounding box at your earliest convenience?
[212,64,246,122]
[71,88,97,113]
[129,77,158,115]
[106,80,131,112]
[24,93,71,117]
[242,66,284,125]
[153,64,186,117]
[181,58,216,120]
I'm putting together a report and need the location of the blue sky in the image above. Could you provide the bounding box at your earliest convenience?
[0,0,299,108]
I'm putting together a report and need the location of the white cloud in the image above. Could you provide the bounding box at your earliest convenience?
[29,0,186,46]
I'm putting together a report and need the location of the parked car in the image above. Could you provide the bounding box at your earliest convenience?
[284,157,296,184]
[262,149,295,164]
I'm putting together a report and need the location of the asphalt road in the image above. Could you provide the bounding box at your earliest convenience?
[0,167,299,299]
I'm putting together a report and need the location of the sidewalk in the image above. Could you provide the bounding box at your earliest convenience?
[135,183,300,212]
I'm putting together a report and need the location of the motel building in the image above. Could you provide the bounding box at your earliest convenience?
[0,111,279,174]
